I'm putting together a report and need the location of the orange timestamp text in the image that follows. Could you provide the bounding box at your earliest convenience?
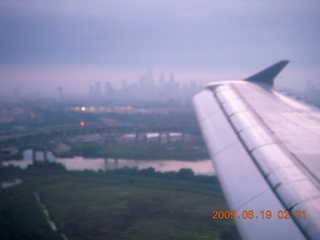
[212,209,306,220]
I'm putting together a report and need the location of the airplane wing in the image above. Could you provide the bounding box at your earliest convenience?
[193,61,320,239]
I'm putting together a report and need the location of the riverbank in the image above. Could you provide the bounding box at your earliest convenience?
[3,149,215,175]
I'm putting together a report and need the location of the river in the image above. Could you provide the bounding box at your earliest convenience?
[4,149,215,176]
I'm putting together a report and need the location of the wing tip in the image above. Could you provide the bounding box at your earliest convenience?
[245,60,289,86]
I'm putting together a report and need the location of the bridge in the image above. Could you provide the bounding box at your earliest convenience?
[0,122,200,166]
[0,123,132,147]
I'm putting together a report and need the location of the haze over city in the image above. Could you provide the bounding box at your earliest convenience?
[0,0,320,102]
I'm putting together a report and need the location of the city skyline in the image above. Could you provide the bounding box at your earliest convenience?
[1,65,319,107]
[1,68,203,103]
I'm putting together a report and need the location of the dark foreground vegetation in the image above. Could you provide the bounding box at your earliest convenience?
[0,163,239,240]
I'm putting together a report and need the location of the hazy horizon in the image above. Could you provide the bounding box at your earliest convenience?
[1,1,319,97]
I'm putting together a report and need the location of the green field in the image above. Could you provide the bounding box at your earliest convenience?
[0,165,239,240]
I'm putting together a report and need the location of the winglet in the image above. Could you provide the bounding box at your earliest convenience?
[244,60,289,86]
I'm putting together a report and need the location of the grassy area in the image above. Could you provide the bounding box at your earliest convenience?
[0,165,239,240]
[0,181,63,240]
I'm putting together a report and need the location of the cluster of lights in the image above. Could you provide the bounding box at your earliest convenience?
[67,105,142,113]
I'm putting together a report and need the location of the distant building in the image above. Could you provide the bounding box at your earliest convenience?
[95,81,101,97]
[56,87,64,102]
[105,82,115,100]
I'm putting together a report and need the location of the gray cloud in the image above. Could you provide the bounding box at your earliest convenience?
[0,0,319,95]
[0,1,318,66]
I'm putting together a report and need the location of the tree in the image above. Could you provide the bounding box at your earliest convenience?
[176,168,194,180]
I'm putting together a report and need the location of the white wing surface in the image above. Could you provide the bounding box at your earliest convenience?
[193,61,320,239]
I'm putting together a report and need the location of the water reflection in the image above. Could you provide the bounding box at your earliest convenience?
[4,150,215,176]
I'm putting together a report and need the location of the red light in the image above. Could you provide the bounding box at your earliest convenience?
[80,121,85,127]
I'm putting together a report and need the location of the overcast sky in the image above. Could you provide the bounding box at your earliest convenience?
[0,0,319,96]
